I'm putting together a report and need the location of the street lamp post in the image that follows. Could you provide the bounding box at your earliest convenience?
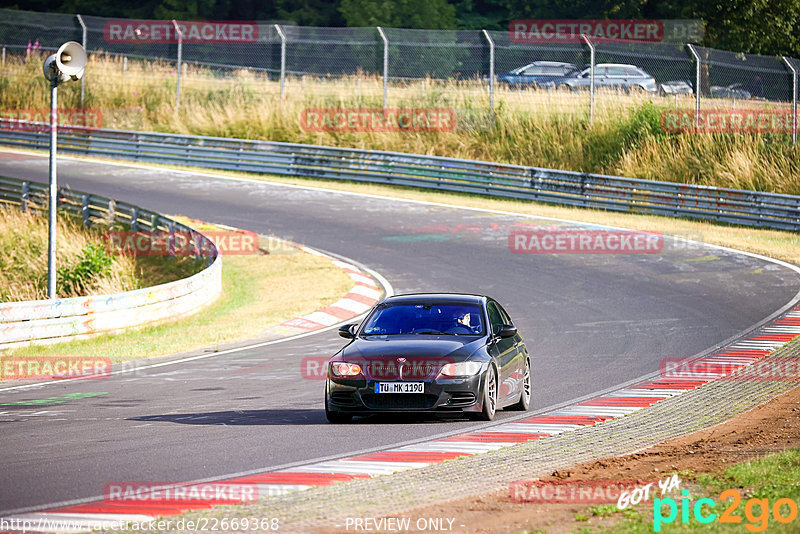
[42,41,86,299]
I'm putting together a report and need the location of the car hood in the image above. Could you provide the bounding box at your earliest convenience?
[339,336,483,361]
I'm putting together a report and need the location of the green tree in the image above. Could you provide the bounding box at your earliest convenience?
[339,0,457,29]
[504,0,648,20]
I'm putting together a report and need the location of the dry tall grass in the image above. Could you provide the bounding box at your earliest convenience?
[1,52,797,194]
[0,206,201,302]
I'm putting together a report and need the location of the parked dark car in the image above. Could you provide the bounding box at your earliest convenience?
[497,61,579,88]
[559,64,657,92]
[325,294,530,423]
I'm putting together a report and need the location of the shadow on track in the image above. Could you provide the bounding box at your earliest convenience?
[128,409,474,426]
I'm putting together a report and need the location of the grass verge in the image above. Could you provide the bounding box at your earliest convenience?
[2,53,797,194]
[3,228,354,363]
[574,448,800,533]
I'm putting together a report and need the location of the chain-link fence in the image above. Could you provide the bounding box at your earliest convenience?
[0,7,798,141]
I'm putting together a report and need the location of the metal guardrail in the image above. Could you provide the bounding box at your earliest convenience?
[0,174,222,349]
[0,119,799,231]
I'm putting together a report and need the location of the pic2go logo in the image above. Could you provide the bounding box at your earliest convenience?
[654,489,798,532]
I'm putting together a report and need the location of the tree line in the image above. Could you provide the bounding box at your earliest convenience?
[3,0,798,57]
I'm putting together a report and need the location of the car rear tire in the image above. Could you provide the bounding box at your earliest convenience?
[470,365,497,421]
[508,358,531,411]
[325,394,352,423]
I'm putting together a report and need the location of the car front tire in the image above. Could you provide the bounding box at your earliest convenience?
[470,365,497,421]
[325,390,352,424]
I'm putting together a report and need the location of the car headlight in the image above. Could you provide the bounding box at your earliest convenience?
[330,362,363,377]
[438,361,483,378]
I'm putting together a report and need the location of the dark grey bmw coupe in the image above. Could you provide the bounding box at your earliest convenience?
[324,293,530,423]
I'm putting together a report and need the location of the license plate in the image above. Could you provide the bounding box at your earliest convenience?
[374,382,424,394]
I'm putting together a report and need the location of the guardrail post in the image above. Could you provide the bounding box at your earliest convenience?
[21,181,29,212]
[782,57,798,146]
[581,34,595,124]
[108,199,116,223]
[81,195,90,225]
[687,44,702,128]
[76,14,87,107]
[377,26,388,109]
[151,213,159,232]
[130,207,139,232]
[2,47,5,66]
[274,24,286,100]
[123,56,127,73]
[168,220,176,256]
[171,20,183,113]
[482,30,495,113]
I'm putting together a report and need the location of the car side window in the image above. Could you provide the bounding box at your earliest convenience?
[496,303,513,326]
[487,302,504,334]
[607,66,627,76]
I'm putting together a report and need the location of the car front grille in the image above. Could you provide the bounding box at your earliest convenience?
[361,393,439,410]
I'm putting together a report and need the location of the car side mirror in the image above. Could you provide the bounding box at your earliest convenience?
[497,324,517,338]
[338,324,357,339]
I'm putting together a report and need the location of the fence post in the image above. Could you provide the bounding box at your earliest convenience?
[482,29,495,113]
[687,44,702,128]
[782,57,798,146]
[2,47,5,66]
[581,34,595,124]
[171,20,183,113]
[274,24,286,99]
[377,26,388,109]
[123,56,127,73]
[76,14,87,106]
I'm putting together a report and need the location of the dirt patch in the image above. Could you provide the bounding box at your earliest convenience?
[364,384,800,534]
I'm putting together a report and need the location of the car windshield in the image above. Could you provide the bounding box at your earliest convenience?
[516,65,567,75]
[361,303,485,336]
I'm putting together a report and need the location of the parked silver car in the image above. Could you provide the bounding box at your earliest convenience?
[559,64,657,92]
[659,80,694,96]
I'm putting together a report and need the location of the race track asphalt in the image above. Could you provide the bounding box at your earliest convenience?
[1,150,798,513]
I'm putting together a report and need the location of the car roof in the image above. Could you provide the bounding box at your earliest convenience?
[527,61,576,67]
[594,63,640,68]
[381,293,486,305]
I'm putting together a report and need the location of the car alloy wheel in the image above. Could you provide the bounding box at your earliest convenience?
[509,359,531,411]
